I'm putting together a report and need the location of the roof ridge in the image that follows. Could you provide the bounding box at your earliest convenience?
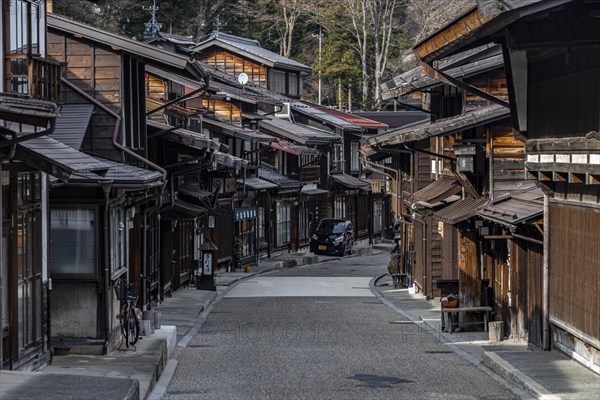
[212,31,261,47]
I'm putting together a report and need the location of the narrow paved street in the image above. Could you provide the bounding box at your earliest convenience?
[164,252,518,400]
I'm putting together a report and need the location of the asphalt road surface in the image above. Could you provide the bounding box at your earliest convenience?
[163,252,518,400]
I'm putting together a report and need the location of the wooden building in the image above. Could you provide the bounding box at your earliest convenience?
[394,0,599,372]
[0,0,120,370]
[44,13,221,353]
[191,32,312,99]
[367,39,549,349]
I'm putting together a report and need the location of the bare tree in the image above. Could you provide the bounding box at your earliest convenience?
[371,0,401,110]
[314,0,404,109]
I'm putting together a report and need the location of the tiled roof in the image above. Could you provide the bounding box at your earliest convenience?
[193,31,311,72]
[478,187,544,226]
[434,196,489,225]
[411,176,462,204]
[330,173,371,190]
[367,104,510,147]
[259,116,339,145]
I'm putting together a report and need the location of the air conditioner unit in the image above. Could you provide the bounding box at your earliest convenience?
[274,102,291,119]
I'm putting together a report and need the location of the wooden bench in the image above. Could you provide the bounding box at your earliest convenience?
[441,306,492,333]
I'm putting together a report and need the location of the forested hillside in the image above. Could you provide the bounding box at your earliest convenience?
[54,0,475,110]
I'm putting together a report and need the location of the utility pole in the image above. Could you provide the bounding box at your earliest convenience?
[143,0,162,40]
[318,27,322,105]
[338,78,343,111]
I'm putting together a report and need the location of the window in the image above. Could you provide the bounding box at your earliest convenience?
[334,196,345,219]
[299,205,308,241]
[373,199,383,233]
[351,142,360,171]
[276,201,291,246]
[257,207,266,243]
[332,144,344,172]
[238,219,255,257]
[3,0,41,94]
[110,206,126,277]
[269,70,286,94]
[288,72,298,96]
[50,208,96,277]
[11,172,43,352]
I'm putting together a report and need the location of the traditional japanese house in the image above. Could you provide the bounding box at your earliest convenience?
[285,101,373,242]
[406,0,599,371]
[302,102,390,242]
[145,64,267,268]
[191,31,312,99]
[366,39,539,346]
[44,13,221,352]
[259,140,321,252]
[0,0,123,369]
[257,116,337,252]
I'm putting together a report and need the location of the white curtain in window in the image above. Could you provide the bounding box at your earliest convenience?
[50,209,95,275]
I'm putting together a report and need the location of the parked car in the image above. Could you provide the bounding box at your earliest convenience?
[310,219,353,256]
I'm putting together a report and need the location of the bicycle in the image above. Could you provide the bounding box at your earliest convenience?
[116,278,140,350]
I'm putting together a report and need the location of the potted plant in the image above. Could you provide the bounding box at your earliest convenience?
[233,238,244,272]
[441,293,459,309]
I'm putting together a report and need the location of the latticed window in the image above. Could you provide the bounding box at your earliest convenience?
[3,0,39,93]
[3,0,60,101]
[276,201,291,246]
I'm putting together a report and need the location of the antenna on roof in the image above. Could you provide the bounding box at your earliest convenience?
[213,16,227,34]
[143,0,162,40]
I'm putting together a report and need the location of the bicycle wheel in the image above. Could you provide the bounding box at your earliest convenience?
[125,305,140,345]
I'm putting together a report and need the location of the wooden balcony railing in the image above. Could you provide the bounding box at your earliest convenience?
[29,56,61,102]
[300,165,320,183]
[4,54,61,103]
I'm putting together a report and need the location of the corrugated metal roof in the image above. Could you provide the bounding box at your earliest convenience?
[262,140,321,156]
[179,181,213,200]
[291,102,361,131]
[259,117,339,145]
[301,186,329,196]
[51,104,94,150]
[478,186,544,226]
[239,177,279,190]
[213,151,248,170]
[330,173,371,190]
[259,166,302,192]
[17,136,110,182]
[368,104,510,147]
[299,101,388,129]
[193,32,311,72]
[411,176,462,204]
[147,120,221,152]
[202,117,275,143]
[48,157,162,187]
[434,196,489,225]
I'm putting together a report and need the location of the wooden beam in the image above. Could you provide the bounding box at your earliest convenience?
[587,175,600,185]
[568,172,585,184]
[483,234,512,239]
[421,63,510,109]
[413,8,494,61]
[539,171,552,182]
[553,171,567,182]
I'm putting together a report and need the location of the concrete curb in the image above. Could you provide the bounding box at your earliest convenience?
[482,352,559,400]
[369,274,533,400]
